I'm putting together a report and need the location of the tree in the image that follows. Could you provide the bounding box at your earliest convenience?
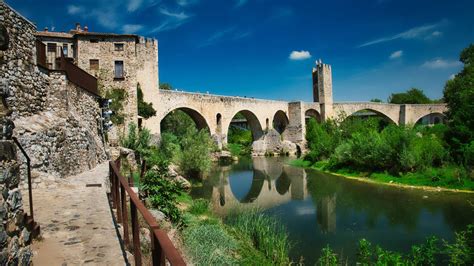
[370,98,383,103]
[443,44,474,165]
[160,82,173,90]
[388,88,432,104]
[137,84,156,119]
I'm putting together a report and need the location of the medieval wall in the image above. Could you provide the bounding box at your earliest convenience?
[0,2,35,264]
[1,1,106,184]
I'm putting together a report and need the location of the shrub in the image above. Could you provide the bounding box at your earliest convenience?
[443,224,474,265]
[104,87,128,125]
[178,126,214,179]
[357,239,373,264]
[160,132,181,163]
[410,236,439,265]
[141,169,184,225]
[317,245,338,266]
[120,123,152,161]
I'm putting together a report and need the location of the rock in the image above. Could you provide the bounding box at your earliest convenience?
[149,209,166,222]
[18,247,32,265]
[174,175,191,190]
[168,164,179,178]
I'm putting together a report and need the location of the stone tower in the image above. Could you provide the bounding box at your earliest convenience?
[312,60,333,119]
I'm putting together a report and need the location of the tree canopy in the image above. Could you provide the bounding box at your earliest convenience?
[388,88,433,104]
[137,84,156,119]
[443,43,474,166]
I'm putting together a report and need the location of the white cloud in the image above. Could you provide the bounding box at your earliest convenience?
[122,24,143,33]
[431,31,442,37]
[449,74,456,80]
[422,58,462,69]
[176,0,199,6]
[359,20,447,47]
[127,0,143,12]
[200,27,236,47]
[389,50,403,59]
[159,8,190,20]
[289,50,311,60]
[67,5,84,15]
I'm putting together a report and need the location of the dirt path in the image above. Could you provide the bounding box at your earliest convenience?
[29,163,127,265]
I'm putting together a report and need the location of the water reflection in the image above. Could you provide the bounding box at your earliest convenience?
[191,157,474,263]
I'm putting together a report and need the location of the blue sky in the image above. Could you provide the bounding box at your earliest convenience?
[8,0,474,102]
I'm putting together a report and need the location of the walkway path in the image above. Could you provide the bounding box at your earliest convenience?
[30,162,126,265]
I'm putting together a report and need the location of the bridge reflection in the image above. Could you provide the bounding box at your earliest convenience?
[191,157,308,216]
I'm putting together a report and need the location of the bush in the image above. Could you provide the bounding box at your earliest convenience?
[178,126,214,179]
[306,118,340,162]
[317,245,338,266]
[120,123,152,161]
[141,168,184,225]
[104,87,128,125]
[160,132,181,163]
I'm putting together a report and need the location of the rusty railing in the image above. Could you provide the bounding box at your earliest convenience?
[109,160,186,266]
[57,56,99,96]
[35,40,47,69]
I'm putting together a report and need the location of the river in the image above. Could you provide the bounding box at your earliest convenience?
[190,156,474,264]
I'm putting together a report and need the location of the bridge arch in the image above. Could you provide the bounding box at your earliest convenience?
[228,110,264,140]
[305,108,321,123]
[273,110,289,135]
[344,108,398,125]
[160,107,210,132]
[414,112,446,125]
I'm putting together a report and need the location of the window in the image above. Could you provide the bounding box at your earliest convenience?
[47,43,57,52]
[62,44,68,56]
[114,61,124,79]
[90,59,99,71]
[90,39,99,43]
[114,43,124,51]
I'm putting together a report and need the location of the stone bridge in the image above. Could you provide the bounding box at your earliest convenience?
[142,61,447,151]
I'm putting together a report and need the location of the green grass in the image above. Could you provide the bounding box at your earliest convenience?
[225,210,291,265]
[291,159,474,191]
[188,199,209,215]
[183,223,239,265]
[181,198,290,265]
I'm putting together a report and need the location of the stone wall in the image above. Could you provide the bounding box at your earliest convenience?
[1,1,106,183]
[0,1,35,264]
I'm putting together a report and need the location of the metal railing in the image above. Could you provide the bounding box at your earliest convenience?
[109,159,186,266]
[12,137,40,237]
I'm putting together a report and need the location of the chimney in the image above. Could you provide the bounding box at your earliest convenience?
[44,27,48,32]
[84,25,89,32]
[75,23,82,31]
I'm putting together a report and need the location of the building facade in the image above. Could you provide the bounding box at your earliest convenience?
[36,25,159,128]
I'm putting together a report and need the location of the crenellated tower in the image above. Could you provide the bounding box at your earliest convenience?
[312,60,333,119]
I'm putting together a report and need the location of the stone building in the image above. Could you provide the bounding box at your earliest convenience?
[36,24,159,128]
[1,1,107,181]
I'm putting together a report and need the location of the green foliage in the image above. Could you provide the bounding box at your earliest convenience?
[317,245,338,266]
[104,88,127,125]
[227,126,253,156]
[388,88,433,104]
[178,126,213,179]
[142,169,185,225]
[188,199,209,215]
[161,110,196,137]
[357,239,372,265]
[137,84,156,119]
[410,236,438,265]
[370,98,383,103]
[305,118,340,162]
[443,224,474,265]
[444,44,474,167]
[159,133,181,163]
[183,224,238,265]
[159,82,173,90]
[319,225,474,265]
[225,210,291,265]
[120,123,152,160]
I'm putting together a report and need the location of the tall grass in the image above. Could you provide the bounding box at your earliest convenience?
[225,210,291,264]
[183,223,238,265]
[188,199,209,215]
